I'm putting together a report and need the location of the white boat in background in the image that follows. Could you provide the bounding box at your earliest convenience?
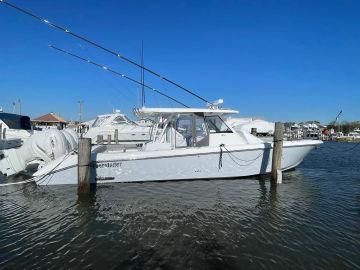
[0,112,33,142]
[32,107,322,185]
[83,110,151,144]
[347,132,360,139]
[226,117,275,136]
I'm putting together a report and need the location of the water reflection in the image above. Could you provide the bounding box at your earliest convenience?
[1,142,360,269]
[0,175,321,269]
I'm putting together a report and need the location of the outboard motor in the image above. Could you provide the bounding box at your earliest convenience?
[0,129,78,176]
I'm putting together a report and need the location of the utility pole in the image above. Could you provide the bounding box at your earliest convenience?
[18,98,21,115]
[78,100,83,123]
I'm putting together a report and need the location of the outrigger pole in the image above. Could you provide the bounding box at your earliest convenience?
[49,45,189,108]
[141,41,145,107]
[1,0,212,105]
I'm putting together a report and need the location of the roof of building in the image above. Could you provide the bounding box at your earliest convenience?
[32,113,67,123]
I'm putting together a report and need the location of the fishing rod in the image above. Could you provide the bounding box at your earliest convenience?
[141,41,145,107]
[0,0,212,105]
[49,45,189,108]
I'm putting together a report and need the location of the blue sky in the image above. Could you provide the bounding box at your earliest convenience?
[0,0,359,123]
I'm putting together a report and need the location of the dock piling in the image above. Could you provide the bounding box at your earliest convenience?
[97,135,103,144]
[271,122,284,184]
[114,129,119,144]
[107,134,112,144]
[78,137,92,195]
[0,123,2,140]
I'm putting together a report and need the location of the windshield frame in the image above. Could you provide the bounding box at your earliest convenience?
[204,115,233,134]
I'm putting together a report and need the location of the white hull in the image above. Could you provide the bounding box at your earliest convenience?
[33,140,321,185]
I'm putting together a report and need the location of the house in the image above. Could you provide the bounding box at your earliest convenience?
[32,113,67,130]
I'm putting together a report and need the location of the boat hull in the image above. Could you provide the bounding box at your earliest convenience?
[33,140,321,185]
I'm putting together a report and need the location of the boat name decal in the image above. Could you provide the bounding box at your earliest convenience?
[94,162,122,168]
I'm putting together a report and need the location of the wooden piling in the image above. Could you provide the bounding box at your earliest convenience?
[0,123,2,140]
[114,129,119,144]
[251,128,257,136]
[97,135,103,144]
[271,122,284,184]
[78,137,92,195]
[107,134,112,144]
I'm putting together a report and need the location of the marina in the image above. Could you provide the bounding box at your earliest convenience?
[1,0,359,269]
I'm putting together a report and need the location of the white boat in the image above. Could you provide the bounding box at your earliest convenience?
[0,112,33,142]
[347,132,360,139]
[83,110,151,144]
[32,107,322,185]
[226,117,275,136]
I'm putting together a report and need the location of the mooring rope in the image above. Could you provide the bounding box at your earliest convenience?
[0,179,35,187]
[218,144,223,169]
[35,151,74,186]
[0,151,74,196]
[218,144,264,169]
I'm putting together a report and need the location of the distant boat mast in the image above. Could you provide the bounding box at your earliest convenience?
[48,45,188,108]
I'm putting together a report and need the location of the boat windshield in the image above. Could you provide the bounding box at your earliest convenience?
[92,116,111,127]
[175,114,209,147]
[111,116,128,125]
[205,116,232,133]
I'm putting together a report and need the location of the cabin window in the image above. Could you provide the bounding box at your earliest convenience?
[175,114,209,147]
[194,115,209,147]
[112,116,127,124]
[176,115,192,147]
[205,116,232,133]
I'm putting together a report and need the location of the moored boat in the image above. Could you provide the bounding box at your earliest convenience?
[83,110,152,144]
[32,107,322,185]
[0,112,33,142]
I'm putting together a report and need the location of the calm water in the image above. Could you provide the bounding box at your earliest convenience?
[1,142,359,270]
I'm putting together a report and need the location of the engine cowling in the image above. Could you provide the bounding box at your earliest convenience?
[0,129,78,176]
